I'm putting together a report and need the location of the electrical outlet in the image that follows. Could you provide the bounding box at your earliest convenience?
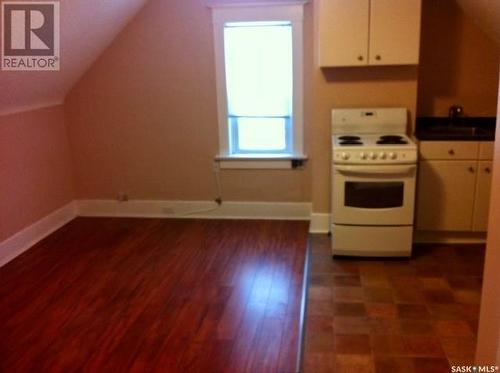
[162,207,175,215]
[117,193,129,202]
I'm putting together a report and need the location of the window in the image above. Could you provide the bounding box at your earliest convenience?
[212,3,305,160]
[225,21,292,154]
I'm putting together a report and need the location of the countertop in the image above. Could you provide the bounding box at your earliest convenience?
[415,117,496,141]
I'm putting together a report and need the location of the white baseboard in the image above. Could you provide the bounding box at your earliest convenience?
[2,200,486,270]
[2,200,487,269]
[309,213,330,234]
[77,199,312,221]
[0,199,313,268]
[0,201,77,268]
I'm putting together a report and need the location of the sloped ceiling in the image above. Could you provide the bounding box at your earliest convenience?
[455,0,500,45]
[0,0,148,116]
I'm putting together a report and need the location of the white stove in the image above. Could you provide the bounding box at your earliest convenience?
[331,108,418,257]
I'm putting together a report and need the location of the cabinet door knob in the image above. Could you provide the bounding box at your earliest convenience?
[357,55,364,61]
[448,149,455,155]
[469,167,475,173]
[485,167,491,174]
[375,55,381,61]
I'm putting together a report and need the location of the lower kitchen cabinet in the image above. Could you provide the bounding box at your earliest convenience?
[416,141,494,232]
[472,161,493,231]
[416,160,477,231]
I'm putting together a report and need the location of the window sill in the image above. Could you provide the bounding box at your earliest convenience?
[215,154,308,169]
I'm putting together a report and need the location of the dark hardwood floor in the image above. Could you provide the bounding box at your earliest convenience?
[0,218,309,372]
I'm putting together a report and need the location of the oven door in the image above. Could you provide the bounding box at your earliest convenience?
[332,164,417,226]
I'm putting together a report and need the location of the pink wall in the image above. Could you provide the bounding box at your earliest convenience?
[0,105,74,242]
[476,76,500,364]
[64,0,418,209]
[417,0,499,116]
[65,0,312,203]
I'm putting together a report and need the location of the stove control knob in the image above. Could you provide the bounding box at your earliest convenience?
[360,152,367,160]
[389,152,397,160]
[341,152,350,160]
[369,152,377,160]
[379,152,387,160]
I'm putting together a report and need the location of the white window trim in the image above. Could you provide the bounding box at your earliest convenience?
[210,1,307,166]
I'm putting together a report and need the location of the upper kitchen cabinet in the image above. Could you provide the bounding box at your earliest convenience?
[317,0,422,67]
[369,0,422,65]
[317,0,369,66]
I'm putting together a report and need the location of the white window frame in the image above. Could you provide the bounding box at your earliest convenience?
[211,2,306,164]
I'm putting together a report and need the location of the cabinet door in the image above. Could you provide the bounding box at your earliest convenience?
[317,0,369,67]
[369,0,422,65]
[473,161,493,231]
[416,160,476,231]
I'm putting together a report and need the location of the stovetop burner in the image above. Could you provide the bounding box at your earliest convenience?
[380,135,404,141]
[377,135,408,144]
[340,140,363,146]
[335,134,413,147]
[377,139,408,145]
[339,135,361,141]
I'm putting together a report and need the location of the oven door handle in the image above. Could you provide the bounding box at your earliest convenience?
[335,164,416,176]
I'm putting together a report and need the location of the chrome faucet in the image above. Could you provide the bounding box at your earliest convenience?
[448,105,464,125]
